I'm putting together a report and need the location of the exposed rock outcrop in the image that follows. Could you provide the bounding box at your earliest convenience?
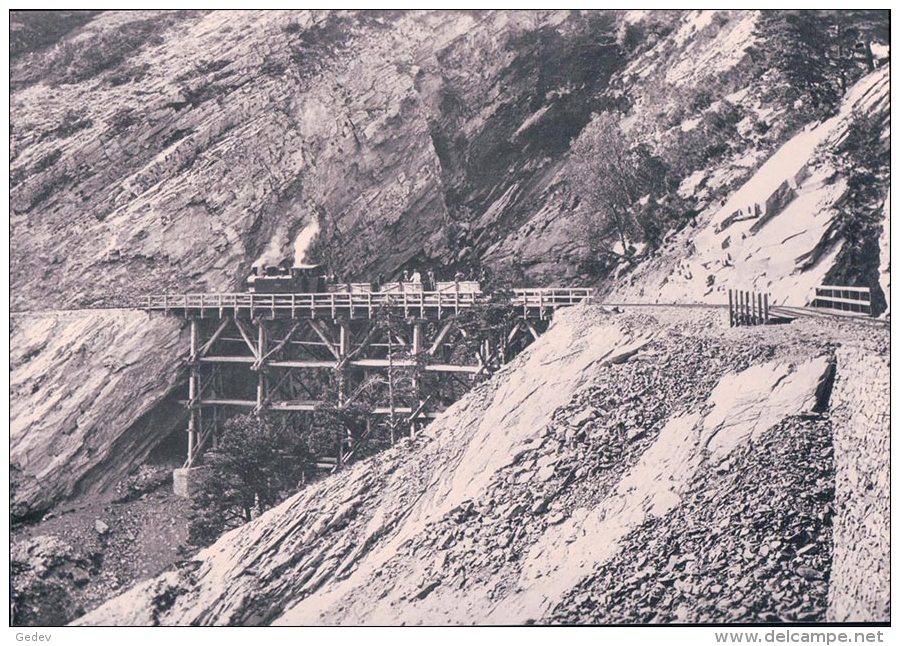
[10,311,186,516]
[610,66,890,308]
[10,10,627,312]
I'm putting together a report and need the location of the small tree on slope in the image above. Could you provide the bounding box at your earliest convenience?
[567,112,667,261]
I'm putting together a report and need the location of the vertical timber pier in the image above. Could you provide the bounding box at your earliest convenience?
[144,288,592,489]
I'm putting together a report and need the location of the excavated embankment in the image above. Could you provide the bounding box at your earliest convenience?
[76,305,888,625]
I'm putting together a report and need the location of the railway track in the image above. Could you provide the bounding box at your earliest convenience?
[10,296,888,326]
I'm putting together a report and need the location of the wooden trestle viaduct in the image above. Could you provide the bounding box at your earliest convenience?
[144,288,592,473]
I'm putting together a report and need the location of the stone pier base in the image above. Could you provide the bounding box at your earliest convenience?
[173,467,210,498]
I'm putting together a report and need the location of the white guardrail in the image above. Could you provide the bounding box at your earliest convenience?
[144,288,593,314]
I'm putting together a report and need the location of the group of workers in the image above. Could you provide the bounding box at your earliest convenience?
[399,267,434,290]
[399,267,476,291]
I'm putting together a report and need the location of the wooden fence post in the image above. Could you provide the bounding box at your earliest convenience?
[728,289,734,327]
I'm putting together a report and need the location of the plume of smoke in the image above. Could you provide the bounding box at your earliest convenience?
[251,213,321,268]
[293,216,321,266]
[253,228,288,268]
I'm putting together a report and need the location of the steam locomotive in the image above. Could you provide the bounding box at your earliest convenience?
[246,261,327,293]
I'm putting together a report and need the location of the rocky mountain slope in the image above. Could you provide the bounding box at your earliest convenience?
[610,66,890,309]
[10,9,889,527]
[11,464,191,626]
[10,9,624,310]
[76,305,889,625]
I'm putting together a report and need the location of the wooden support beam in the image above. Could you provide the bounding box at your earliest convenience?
[335,321,352,371]
[507,320,524,344]
[199,318,231,357]
[265,369,295,405]
[412,320,423,355]
[200,398,256,407]
[186,318,200,467]
[339,322,349,357]
[269,359,339,369]
[189,318,200,363]
[349,358,480,373]
[262,320,303,361]
[345,322,378,361]
[199,356,255,364]
[308,320,339,359]
[407,394,432,424]
[256,320,267,413]
[427,320,455,356]
[269,401,324,412]
[233,317,260,358]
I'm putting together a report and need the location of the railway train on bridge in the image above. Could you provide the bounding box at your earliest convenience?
[246,262,481,295]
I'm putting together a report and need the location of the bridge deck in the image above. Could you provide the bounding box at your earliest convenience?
[144,288,593,319]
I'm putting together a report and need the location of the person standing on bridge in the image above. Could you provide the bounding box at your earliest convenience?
[410,269,422,285]
[427,268,436,291]
[453,270,464,293]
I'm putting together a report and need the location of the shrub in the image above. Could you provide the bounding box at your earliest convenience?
[187,414,311,547]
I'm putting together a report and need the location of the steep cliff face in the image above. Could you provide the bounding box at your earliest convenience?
[10,311,186,516]
[76,307,888,625]
[609,66,890,308]
[10,10,627,310]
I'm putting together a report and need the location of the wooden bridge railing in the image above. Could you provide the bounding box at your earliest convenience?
[513,288,593,319]
[144,288,593,319]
